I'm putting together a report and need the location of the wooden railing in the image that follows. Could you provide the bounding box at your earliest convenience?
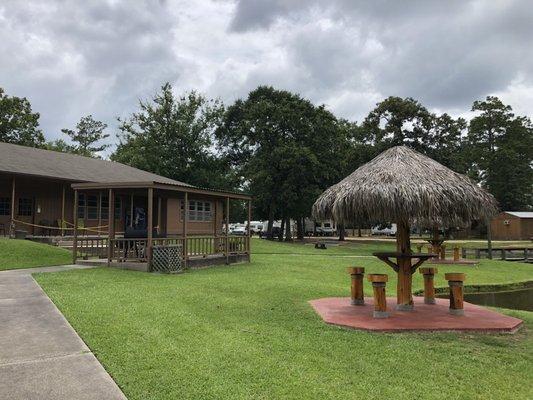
[225,236,248,254]
[105,235,249,263]
[109,238,148,262]
[76,237,108,259]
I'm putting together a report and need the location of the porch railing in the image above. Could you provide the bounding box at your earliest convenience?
[76,237,108,259]
[109,238,148,262]
[105,235,249,264]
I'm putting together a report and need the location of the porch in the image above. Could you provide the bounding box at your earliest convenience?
[71,181,252,272]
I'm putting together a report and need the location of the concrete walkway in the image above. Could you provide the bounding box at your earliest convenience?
[0,265,127,400]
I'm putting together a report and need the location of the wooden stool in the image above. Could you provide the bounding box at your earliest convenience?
[347,267,365,305]
[367,274,388,318]
[419,267,438,304]
[445,273,466,315]
[453,246,460,262]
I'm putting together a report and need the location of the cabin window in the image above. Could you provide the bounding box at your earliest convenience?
[180,200,212,222]
[87,195,98,220]
[99,196,120,219]
[18,198,33,216]
[0,197,10,215]
[77,194,86,219]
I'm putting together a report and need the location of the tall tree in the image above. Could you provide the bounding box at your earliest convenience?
[61,115,109,157]
[468,96,533,210]
[112,83,230,189]
[216,86,347,238]
[0,87,44,147]
[362,96,433,153]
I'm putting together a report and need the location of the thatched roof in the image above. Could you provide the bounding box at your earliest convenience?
[312,146,498,227]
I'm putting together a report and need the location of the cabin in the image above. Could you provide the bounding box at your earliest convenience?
[491,211,533,240]
[0,142,251,271]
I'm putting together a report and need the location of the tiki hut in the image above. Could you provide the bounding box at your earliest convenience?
[312,146,498,310]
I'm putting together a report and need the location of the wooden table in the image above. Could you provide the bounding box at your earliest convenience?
[373,252,437,311]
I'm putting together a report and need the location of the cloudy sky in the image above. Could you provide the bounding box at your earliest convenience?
[1,0,532,148]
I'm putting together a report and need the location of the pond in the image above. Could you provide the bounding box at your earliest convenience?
[439,287,533,312]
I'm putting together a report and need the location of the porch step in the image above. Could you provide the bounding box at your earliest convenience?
[76,259,108,267]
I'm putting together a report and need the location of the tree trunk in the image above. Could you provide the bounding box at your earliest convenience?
[267,208,274,240]
[358,228,362,237]
[278,219,285,242]
[338,224,345,241]
[284,217,292,241]
[296,218,304,240]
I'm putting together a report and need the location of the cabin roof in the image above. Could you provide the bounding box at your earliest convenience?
[0,141,191,186]
[504,211,533,219]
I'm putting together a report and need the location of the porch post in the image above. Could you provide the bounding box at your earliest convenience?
[107,188,115,266]
[61,185,66,236]
[157,196,162,235]
[97,191,102,237]
[73,190,78,264]
[10,176,15,237]
[225,196,229,265]
[129,194,134,227]
[247,199,251,256]
[182,192,188,269]
[147,187,153,270]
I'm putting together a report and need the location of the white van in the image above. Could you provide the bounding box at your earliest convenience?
[371,224,397,236]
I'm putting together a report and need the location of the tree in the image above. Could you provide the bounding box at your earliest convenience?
[468,96,533,210]
[112,83,230,189]
[0,87,45,147]
[362,96,433,153]
[216,86,348,239]
[61,115,109,157]
[426,113,468,173]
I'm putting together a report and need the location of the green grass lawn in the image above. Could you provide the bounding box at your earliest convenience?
[0,238,71,271]
[35,239,533,400]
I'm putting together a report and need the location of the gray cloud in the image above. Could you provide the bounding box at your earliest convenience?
[1,0,532,151]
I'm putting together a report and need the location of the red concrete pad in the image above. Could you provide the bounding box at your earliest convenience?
[309,297,523,333]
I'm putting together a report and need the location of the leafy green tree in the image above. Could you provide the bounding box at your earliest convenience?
[112,83,229,189]
[426,113,468,173]
[44,139,74,153]
[61,115,109,157]
[363,96,433,152]
[0,87,45,147]
[216,86,347,239]
[468,96,533,210]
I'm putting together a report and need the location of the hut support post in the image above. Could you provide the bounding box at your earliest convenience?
[396,221,414,311]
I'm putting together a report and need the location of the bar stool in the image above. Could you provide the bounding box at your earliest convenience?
[445,273,466,315]
[419,267,438,304]
[347,267,365,305]
[367,274,388,318]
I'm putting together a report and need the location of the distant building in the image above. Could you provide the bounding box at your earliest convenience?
[491,211,533,240]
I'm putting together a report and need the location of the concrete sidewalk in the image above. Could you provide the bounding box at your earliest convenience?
[0,265,126,400]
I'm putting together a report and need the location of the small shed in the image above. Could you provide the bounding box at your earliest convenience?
[491,212,533,240]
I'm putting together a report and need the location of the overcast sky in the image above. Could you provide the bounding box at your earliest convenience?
[1,0,532,148]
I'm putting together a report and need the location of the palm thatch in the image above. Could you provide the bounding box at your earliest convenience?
[313,146,498,228]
